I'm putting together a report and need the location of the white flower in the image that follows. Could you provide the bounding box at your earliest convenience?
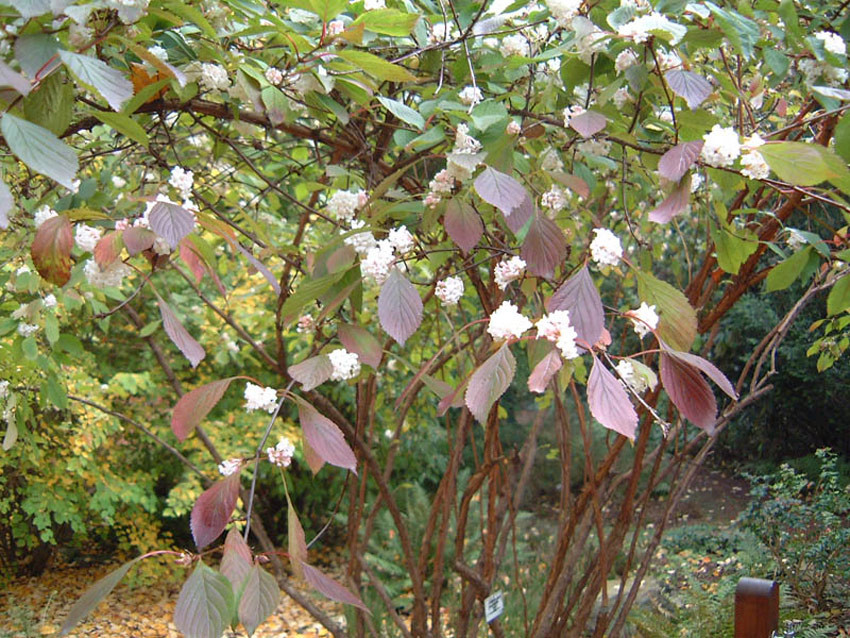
[616,359,650,393]
[501,34,529,57]
[690,173,703,192]
[701,125,741,168]
[83,259,131,287]
[75,224,103,253]
[199,63,229,91]
[740,151,770,180]
[153,236,172,255]
[17,323,39,337]
[428,22,452,45]
[506,120,522,135]
[169,166,194,199]
[43,294,57,309]
[541,185,568,211]
[387,226,414,254]
[494,256,526,289]
[244,382,278,413]
[562,104,585,127]
[327,19,345,36]
[546,0,582,26]
[537,310,580,359]
[361,240,395,285]
[265,67,284,85]
[786,228,806,251]
[327,189,365,221]
[218,458,242,476]
[0,380,8,399]
[626,302,658,338]
[344,220,378,255]
[148,45,168,62]
[487,301,533,341]
[815,31,846,57]
[112,175,127,189]
[69,24,93,47]
[16,265,30,276]
[329,348,360,381]
[589,228,623,267]
[33,206,58,228]
[435,276,464,305]
[363,0,385,9]
[296,314,314,333]
[615,49,638,73]
[613,87,632,109]
[656,107,674,124]
[617,12,683,45]
[458,85,483,106]
[267,437,295,468]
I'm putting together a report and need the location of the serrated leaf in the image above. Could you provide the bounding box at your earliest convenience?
[827,274,850,316]
[0,180,12,229]
[0,60,31,96]
[710,227,759,275]
[31,215,73,285]
[338,323,382,368]
[91,111,149,147]
[464,344,515,423]
[660,352,717,432]
[474,166,529,218]
[172,378,237,442]
[23,71,72,136]
[60,559,139,635]
[649,176,691,223]
[521,215,567,279]
[174,562,235,638]
[220,527,252,594]
[190,473,241,549]
[658,141,704,182]
[14,33,61,78]
[289,354,333,391]
[336,50,415,82]
[765,246,813,292]
[94,231,124,267]
[122,227,156,255]
[376,96,424,130]
[569,110,607,138]
[528,349,563,394]
[443,200,483,254]
[149,200,195,249]
[635,270,697,351]
[547,266,605,348]
[238,565,280,637]
[759,141,848,187]
[662,347,737,399]
[157,296,206,368]
[59,51,133,111]
[298,402,357,473]
[378,268,422,346]
[351,8,419,35]
[665,69,712,109]
[1,113,78,189]
[587,357,638,440]
[302,563,368,610]
[287,499,308,580]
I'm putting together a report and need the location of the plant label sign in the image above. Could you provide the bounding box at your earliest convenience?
[484,590,504,623]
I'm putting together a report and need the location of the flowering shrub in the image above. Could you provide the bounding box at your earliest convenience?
[0,0,849,635]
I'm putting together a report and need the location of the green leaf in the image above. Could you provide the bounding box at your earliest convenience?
[22,72,73,136]
[759,142,848,187]
[44,373,67,409]
[90,111,150,147]
[470,100,508,132]
[44,313,59,345]
[351,9,420,35]
[827,274,850,316]
[281,271,347,320]
[58,51,133,111]
[635,270,697,351]
[834,111,850,164]
[705,2,759,59]
[763,49,790,78]
[139,320,162,337]
[765,246,813,292]
[60,559,139,635]
[336,50,416,82]
[14,33,61,78]
[376,96,424,130]
[174,562,235,638]
[710,227,759,275]
[237,565,280,637]
[261,86,287,126]
[165,0,218,39]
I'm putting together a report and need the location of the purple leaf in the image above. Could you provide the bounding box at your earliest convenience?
[665,69,712,110]
[122,227,155,255]
[288,500,308,580]
[174,562,234,638]
[547,266,605,347]
[148,200,195,249]
[172,378,237,442]
[464,344,516,423]
[338,324,383,368]
[437,379,468,416]
[220,527,252,593]
[503,192,534,234]
[31,215,72,286]
[569,110,607,138]
[289,354,333,391]
[521,215,567,279]
[474,166,528,218]
[378,268,423,346]
[94,231,124,267]
[660,352,717,432]
[443,200,483,254]
[234,242,281,295]
[298,402,357,474]
[528,350,563,394]
[587,357,638,440]
[190,473,241,549]
[663,347,737,400]
[179,238,205,283]
[551,172,590,199]
[421,375,466,409]
[302,438,324,475]
[60,559,138,635]
[302,563,368,611]
[238,564,280,637]
[658,141,704,182]
[157,296,206,368]
[648,176,692,224]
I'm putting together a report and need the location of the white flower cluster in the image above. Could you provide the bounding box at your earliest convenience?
[266,436,295,468]
[487,301,533,341]
[541,185,568,212]
[344,220,378,255]
[536,310,580,359]
[501,34,529,58]
[43,294,57,309]
[169,166,194,199]
[358,225,414,285]
[296,314,314,333]
[626,302,659,338]
[387,226,414,253]
[106,0,150,24]
[815,31,846,56]
[329,348,361,381]
[34,206,58,228]
[615,49,638,73]
[428,22,453,45]
[75,224,103,253]
[244,382,278,413]
[199,63,229,91]
[562,105,585,127]
[458,85,483,106]
[617,12,683,45]
[424,125,483,208]
[613,87,632,109]
[264,67,284,85]
[218,458,242,476]
[83,259,131,287]
[494,255,527,289]
[739,133,770,180]
[700,124,740,168]
[574,19,607,63]
[435,276,464,305]
[364,0,385,9]
[506,120,522,135]
[17,323,39,337]
[546,0,582,26]
[148,45,168,62]
[327,189,368,221]
[589,228,623,268]
[785,228,806,251]
[616,359,651,393]
[327,20,345,36]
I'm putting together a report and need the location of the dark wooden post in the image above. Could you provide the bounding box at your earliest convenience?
[735,577,779,638]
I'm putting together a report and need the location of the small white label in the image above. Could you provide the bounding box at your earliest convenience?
[484,590,504,623]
